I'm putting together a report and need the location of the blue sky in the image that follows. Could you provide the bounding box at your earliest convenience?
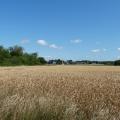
[0,0,120,60]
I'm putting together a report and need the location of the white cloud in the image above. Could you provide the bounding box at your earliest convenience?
[91,49,100,53]
[91,48,107,53]
[37,40,62,49]
[118,48,120,51]
[49,44,62,49]
[37,40,48,46]
[49,44,58,49]
[71,39,82,44]
[21,39,29,44]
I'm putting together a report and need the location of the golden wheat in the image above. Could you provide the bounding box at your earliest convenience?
[0,66,120,120]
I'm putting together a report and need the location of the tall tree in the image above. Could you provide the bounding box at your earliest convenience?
[9,45,24,56]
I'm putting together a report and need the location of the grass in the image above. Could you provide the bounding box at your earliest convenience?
[0,66,120,120]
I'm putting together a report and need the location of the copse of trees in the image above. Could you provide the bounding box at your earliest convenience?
[114,60,120,66]
[0,45,47,66]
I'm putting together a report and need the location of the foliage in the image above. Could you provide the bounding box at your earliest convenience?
[56,59,63,64]
[114,60,120,66]
[0,45,46,66]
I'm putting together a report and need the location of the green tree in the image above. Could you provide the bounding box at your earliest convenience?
[0,46,10,65]
[38,57,47,64]
[9,45,24,56]
[114,60,120,66]
[56,59,63,64]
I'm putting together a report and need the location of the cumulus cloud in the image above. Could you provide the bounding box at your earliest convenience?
[37,40,62,49]
[37,40,48,46]
[71,39,82,44]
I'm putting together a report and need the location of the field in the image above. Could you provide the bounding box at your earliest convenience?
[0,66,120,120]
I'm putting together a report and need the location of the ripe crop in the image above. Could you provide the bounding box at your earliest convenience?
[0,66,120,120]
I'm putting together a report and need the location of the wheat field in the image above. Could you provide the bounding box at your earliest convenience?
[0,66,120,120]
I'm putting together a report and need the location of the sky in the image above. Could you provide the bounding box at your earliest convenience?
[0,0,120,61]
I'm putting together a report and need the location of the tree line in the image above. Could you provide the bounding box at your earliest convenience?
[66,60,120,66]
[0,45,47,66]
[0,45,120,66]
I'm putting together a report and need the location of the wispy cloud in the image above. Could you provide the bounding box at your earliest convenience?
[91,49,101,53]
[21,39,30,44]
[118,48,120,51]
[37,40,48,46]
[49,44,62,49]
[91,48,107,53]
[37,40,62,49]
[71,39,82,44]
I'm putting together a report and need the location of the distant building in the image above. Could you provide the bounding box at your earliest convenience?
[48,59,64,65]
[48,60,57,64]
[75,60,91,64]
[66,60,73,64]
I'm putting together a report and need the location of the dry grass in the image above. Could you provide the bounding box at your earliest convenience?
[0,66,120,120]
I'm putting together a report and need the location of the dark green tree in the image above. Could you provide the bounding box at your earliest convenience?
[56,59,63,64]
[38,57,47,64]
[0,46,11,65]
[0,45,47,66]
[114,60,120,66]
[9,45,24,56]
